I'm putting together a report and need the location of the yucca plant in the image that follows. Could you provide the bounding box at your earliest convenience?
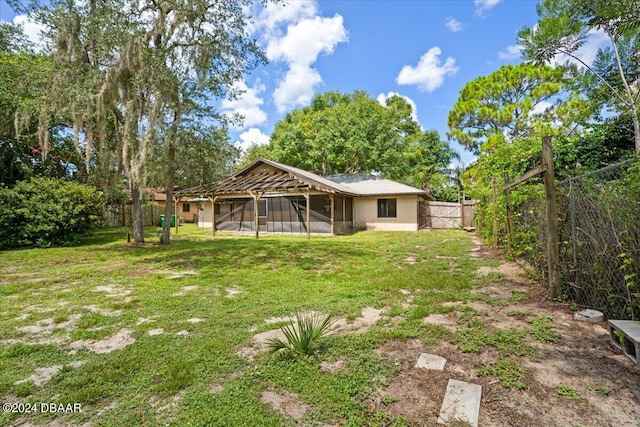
[267,312,336,356]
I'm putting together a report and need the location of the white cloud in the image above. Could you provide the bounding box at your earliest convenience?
[267,14,348,112]
[13,14,46,50]
[272,63,323,112]
[251,1,348,113]
[552,29,609,68]
[252,0,317,36]
[498,44,521,60]
[474,0,502,15]
[221,81,267,130]
[235,128,271,151]
[445,18,462,33]
[376,92,420,126]
[266,15,346,65]
[396,47,459,93]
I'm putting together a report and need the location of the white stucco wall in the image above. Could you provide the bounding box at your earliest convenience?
[353,195,420,231]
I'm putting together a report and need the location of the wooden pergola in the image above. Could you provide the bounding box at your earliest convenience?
[174,159,357,238]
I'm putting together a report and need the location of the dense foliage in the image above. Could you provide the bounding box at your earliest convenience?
[6,0,265,244]
[519,0,640,156]
[0,177,104,249]
[264,90,457,194]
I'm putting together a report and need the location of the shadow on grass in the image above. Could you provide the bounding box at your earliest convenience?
[80,227,369,272]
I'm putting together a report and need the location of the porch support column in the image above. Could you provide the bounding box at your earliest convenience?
[342,196,346,231]
[330,194,335,235]
[208,196,218,236]
[304,189,311,239]
[174,196,179,235]
[248,190,262,239]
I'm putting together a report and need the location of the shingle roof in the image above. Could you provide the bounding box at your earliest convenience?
[326,173,431,198]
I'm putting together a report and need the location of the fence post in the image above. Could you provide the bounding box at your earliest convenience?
[492,176,498,248]
[542,136,561,299]
[504,172,513,256]
[569,178,577,267]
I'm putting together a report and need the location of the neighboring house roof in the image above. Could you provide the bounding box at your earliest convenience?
[177,158,431,199]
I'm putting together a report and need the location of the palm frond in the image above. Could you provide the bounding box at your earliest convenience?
[267,311,335,356]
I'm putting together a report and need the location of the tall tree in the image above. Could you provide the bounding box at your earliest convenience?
[12,0,267,243]
[0,24,84,186]
[518,0,640,156]
[269,90,455,189]
[447,63,588,154]
[147,125,239,189]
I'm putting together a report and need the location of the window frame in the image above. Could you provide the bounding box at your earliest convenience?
[377,198,397,218]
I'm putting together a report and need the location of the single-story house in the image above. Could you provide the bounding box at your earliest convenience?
[149,189,199,223]
[178,159,433,236]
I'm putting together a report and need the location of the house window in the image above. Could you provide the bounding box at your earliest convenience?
[377,198,397,218]
[183,203,190,213]
[214,203,220,215]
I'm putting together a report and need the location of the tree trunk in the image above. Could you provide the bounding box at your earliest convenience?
[160,109,180,244]
[632,107,640,157]
[131,181,144,244]
[160,146,175,244]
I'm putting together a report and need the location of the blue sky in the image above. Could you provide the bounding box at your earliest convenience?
[0,0,553,165]
[227,0,541,165]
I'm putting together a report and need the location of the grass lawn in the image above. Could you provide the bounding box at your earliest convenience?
[1,226,510,426]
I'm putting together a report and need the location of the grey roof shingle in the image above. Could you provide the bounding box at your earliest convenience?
[326,173,430,197]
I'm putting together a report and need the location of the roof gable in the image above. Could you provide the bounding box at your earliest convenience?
[215,158,357,196]
[178,158,430,199]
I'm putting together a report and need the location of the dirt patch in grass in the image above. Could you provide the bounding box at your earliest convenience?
[69,329,135,354]
[172,285,198,296]
[423,313,459,332]
[224,286,242,298]
[16,314,82,335]
[237,328,285,361]
[260,388,310,421]
[14,361,86,387]
[167,270,197,279]
[150,391,184,413]
[399,289,417,308]
[94,284,132,298]
[320,359,347,374]
[373,239,640,427]
[333,307,385,335]
[84,305,122,317]
[209,383,224,394]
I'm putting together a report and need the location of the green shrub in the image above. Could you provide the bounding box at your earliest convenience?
[268,312,335,357]
[0,177,104,249]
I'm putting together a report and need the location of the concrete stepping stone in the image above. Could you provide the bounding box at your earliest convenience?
[415,353,446,370]
[438,379,482,427]
[574,309,604,323]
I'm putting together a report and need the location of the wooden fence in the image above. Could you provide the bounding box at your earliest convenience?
[420,200,476,230]
[101,204,162,228]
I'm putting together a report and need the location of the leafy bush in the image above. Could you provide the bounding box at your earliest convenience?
[0,177,104,249]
